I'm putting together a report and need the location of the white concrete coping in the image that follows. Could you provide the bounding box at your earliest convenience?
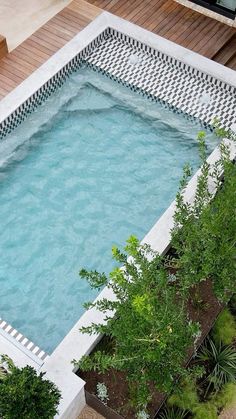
[0,11,236,419]
[0,331,42,370]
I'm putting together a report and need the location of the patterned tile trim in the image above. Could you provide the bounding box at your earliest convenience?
[86,28,236,130]
[0,28,235,140]
[0,318,49,362]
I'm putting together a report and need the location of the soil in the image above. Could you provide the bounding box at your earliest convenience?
[78,277,223,418]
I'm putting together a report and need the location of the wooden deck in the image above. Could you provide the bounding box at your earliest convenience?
[0,35,8,60]
[0,0,101,100]
[88,0,236,69]
[0,0,235,101]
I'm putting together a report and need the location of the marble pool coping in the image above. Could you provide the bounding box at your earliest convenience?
[0,11,235,419]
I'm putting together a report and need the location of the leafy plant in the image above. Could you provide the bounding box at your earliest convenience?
[96,382,109,404]
[167,273,177,283]
[192,402,218,419]
[0,355,61,419]
[229,294,236,315]
[198,338,236,393]
[212,382,236,409]
[159,406,188,419]
[136,409,150,419]
[168,377,199,411]
[191,290,209,312]
[0,366,7,381]
[171,130,236,301]
[213,309,236,345]
[75,236,199,408]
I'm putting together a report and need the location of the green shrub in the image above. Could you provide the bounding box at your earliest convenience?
[172,132,236,301]
[159,406,188,419]
[213,309,236,345]
[168,379,199,411]
[0,355,61,419]
[198,339,236,393]
[213,382,236,410]
[192,402,218,419]
[229,294,236,315]
[76,236,199,408]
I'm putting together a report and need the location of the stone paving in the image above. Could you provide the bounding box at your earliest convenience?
[220,405,236,419]
[78,405,105,419]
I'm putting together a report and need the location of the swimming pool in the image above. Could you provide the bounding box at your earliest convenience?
[0,67,218,353]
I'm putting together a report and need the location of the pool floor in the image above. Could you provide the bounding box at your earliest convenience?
[0,68,218,352]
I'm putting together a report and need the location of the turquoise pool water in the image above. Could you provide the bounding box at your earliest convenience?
[0,68,218,353]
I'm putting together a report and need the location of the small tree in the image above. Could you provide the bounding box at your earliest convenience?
[0,355,61,419]
[171,128,236,301]
[76,237,199,408]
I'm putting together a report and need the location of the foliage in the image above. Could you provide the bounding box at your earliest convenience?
[0,355,61,419]
[136,410,150,419]
[167,377,199,411]
[192,402,218,419]
[166,362,236,417]
[159,406,188,419]
[76,236,199,408]
[171,130,236,300]
[96,382,109,404]
[212,382,236,409]
[198,339,236,393]
[229,294,236,315]
[213,309,236,345]
[0,366,7,381]
[191,290,209,312]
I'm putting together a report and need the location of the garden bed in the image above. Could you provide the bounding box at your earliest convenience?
[78,279,223,418]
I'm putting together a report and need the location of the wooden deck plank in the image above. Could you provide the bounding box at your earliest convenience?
[227,54,236,70]
[87,0,236,61]
[122,0,155,22]
[156,6,191,38]
[0,35,8,60]
[137,0,167,27]
[1,56,34,74]
[52,12,88,32]
[38,26,73,44]
[174,14,212,46]
[198,26,235,57]
[16,41,50,61]
[0,60,29,80]
[213,34,236,65]
[68,0,101,19]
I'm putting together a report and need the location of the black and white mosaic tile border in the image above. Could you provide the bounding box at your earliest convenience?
[0,27,235,140]
[0,318,49,362]
[86,28,236,130]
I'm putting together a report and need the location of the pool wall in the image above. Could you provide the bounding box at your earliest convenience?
[0,12,235,418]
